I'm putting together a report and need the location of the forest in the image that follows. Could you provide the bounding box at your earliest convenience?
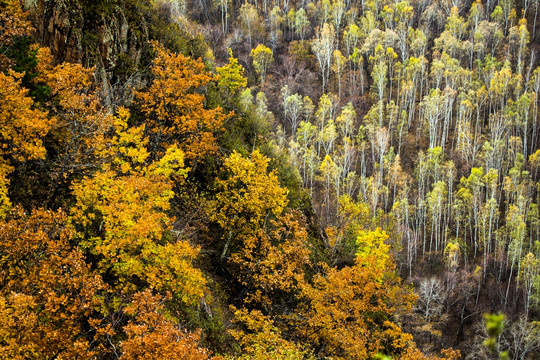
[1,0,540,358]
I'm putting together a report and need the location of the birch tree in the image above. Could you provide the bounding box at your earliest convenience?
[312,23,336,93]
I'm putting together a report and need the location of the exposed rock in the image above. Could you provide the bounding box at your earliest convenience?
[29,0,148,107]
[34,0,83,64]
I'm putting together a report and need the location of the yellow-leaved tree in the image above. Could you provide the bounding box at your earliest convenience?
[229,308,313,360]
[211,149,288,263]
[71,107,206,304]
[211,150,311,310]
[250,44,274,87]
[0,70,51,163]
[217,48,247,93]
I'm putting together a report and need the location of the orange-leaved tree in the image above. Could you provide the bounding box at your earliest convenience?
[35,47,113,178]
[0,208,106,358]
[0,70,51,163]
[239,209,311,310]
[136,43,226,162]
[0,0,33,69]
[400,346,461,360]
[120,289,212,360]
[0,69,52,217]
[295,228,418,359]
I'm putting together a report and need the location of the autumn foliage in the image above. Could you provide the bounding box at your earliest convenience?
[0,69,51,216]
[0,0,473,358]
[120,290,211,360]
[0,70,50,163]
[136,43,226,162]
[34,47,113,176]
[71,107,206,304]
[210,150,312,309]
[0,208,105,359]
[0,0,32,69]
[295,229,417,359]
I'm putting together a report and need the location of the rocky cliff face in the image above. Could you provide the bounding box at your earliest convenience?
[29,0,149,106]
[37,0,83,63]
